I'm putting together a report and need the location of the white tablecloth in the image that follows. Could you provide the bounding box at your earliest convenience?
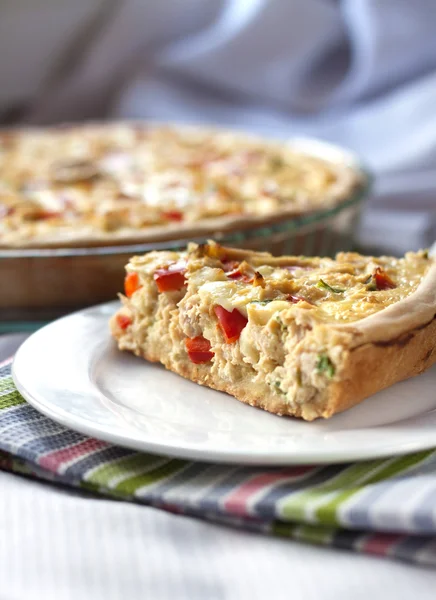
[2,471,436,600]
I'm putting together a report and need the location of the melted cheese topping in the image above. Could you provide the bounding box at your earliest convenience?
[0,124,358,246]
[130,246,431,325]
[206,253,430,324]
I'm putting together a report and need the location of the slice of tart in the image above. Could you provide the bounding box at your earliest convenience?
[110,242,436,420]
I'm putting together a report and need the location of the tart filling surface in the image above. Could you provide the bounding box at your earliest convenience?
[110,242,436,420]
[0,124,361,247]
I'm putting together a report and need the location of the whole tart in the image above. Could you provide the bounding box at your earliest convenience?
[0,123,363,248]
[110,241,436,421]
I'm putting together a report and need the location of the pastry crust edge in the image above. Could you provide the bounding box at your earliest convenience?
[321,314,436,418]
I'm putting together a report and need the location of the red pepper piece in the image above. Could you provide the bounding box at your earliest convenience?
[222,260,240,272]
[226,268,254,283]
[153,263,187,292]
[185,336,214,364]
[214,305,248,343]
[162,210,184,222]
[124,272,142,298]
[374,267,396,290]
[222,260,254,282]
[0,204,15,218]
[116,313,132,330]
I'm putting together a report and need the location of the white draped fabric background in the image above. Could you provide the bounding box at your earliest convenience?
[1,3,436,597]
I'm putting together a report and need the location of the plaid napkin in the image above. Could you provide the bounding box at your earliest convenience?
[1,358,436,567]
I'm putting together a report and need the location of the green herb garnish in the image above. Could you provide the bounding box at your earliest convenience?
[296,368,302,387]
[275,315,287,330]
[423,250,429,259]
[274,381,285,394]
[364,274,377,291]
[316,353,335,379]
[316,279,345,294]
[270,156,284,170]
[249,299,274,305]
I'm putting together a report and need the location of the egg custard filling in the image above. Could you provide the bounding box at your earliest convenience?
[110,242,436,421]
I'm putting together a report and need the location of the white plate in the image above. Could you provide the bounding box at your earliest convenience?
[12,301,436,465]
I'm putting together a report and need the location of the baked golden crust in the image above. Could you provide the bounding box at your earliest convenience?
[321,317,436,417]
[0,123,363,248]
[110,242,436,420]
